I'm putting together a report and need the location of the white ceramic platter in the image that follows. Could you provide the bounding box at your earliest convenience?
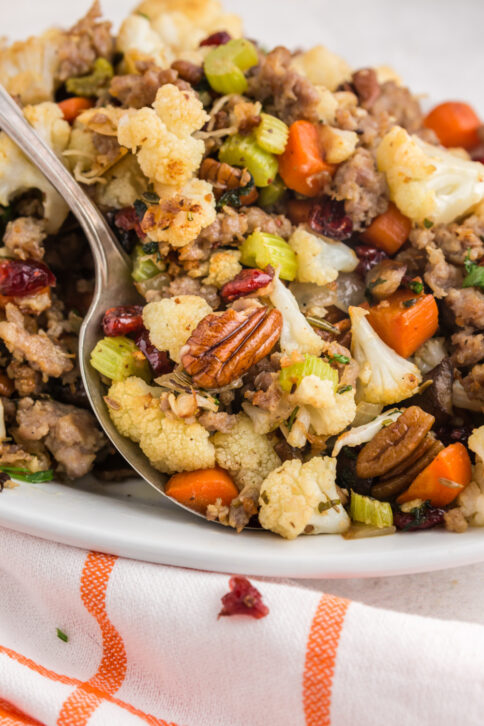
[1,0,484,577]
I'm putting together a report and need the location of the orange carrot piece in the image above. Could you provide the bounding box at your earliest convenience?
[360,203,412,255]
[367,288,439,358]
[397,443,472,507]
[165,468,239,514]
[278,120,335,197]
[423,101,481,150]
[58,97,94,123]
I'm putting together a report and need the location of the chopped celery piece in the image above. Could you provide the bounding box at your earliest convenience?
[255,113,289,154]
[131,245,160,282]
[219,134,278,187]
[240,230,297,280]
[279,354,338,393]
[258,177,286,207]
[90,336,149,381]
[350,491,393,528]
[65,58,114,97]
[204,38,258,95]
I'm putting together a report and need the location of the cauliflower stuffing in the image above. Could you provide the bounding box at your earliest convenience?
[259,456,350,539]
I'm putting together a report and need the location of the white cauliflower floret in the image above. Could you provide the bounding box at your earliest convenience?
[458,427,484,525]
[349,306,421,405]
[143,295,212,363]
[377,126,484,224]
[204,249,242,288]
[143,179,216,246]
[213,413,281,490]
[259,456,350,539]
[291,45,352,92]
[0,102,71,233]
[107,376,163,441]
[289,226,358,286]
[116,14,168,66]
[140,416,215,473]
[0,29,62,104]
[117,84,208,187]
[107,376,215,474]
[269,278,324,356]
[318,125,359,164]
[292,376,356,437]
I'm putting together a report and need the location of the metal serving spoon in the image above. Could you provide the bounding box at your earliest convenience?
[0,84,208,520]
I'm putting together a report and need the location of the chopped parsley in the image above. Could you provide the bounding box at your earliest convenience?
[330,353,350,365]
[408,280,424,294]
[133,199,148,221]
[56,628,69,642]
[216,174,255,211]
[337,384,353,394]
[368,277,386,290]
[0,466,54,483]
[402,298,417,308]
[423,218,434,229]
[141,241,159,255]
[462,249,484,290]
[142,190,160,205]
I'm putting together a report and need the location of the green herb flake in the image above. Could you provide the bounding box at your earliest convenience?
[368,277,386,290]
[216,174,255,211]
[133,199,148,221]
[423,218,434,229]
[330,353,350,365]
[187,211,194,221]
[287,407,299,431]
[141,241,158,255]
[0,466,54,483]
[408,280,424,294]
[318,498,340,513]
[136,11,150,19]
[402,298,417,308]
[337,385,352,394]
[142,190,160,204]
[462,250,484,290]
[56,628,69,643]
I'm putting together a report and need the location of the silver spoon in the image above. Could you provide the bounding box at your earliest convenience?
[0,84,208,521]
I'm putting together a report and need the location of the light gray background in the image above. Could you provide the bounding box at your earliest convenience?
[4,0,484,622]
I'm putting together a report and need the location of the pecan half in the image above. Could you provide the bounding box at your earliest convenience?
[356,406,435,479]
[180,306,282,389]
[371,435,444,500]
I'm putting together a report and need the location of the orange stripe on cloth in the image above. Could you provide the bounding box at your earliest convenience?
[57,552,126,725]
[303,594,350,726]
[0,645,175,726]
[0,698,44,726]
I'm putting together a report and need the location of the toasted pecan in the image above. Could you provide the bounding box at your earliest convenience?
[180,306,282,389]
[356,406,435,479]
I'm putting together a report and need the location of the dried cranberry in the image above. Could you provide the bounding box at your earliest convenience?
[393,502,445,531]
[200,31,231,47]
[218,576,269,619]
[102,306,144,337]
[0,259,56,297]
[135,328,173,376]
[436,423,474,449]
[114,207,145,240]
[220,266,274,302]
[355,245,388,277]
[308,197,353,240]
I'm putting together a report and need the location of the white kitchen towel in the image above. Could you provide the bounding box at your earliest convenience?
[0,525,482,726]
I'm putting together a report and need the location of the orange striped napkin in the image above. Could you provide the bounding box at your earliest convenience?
[0,526,483,726]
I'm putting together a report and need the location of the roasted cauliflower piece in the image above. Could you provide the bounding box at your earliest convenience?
[290,45,352,92]
[117,84,208,187]
[203,249,242,288]
[349,306,422,405]
[259,456,350,539]
[269,278,325,356]
[289,225,358,287]
[142,295,212,363]
[0,102,71,233]
[107,376,215,473]
[0,29,62,104]
[377,126,484,224]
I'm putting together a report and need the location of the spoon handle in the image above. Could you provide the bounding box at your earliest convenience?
[0,84,129,284]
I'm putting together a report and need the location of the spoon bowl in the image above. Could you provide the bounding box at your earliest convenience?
[0,84,209,521]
